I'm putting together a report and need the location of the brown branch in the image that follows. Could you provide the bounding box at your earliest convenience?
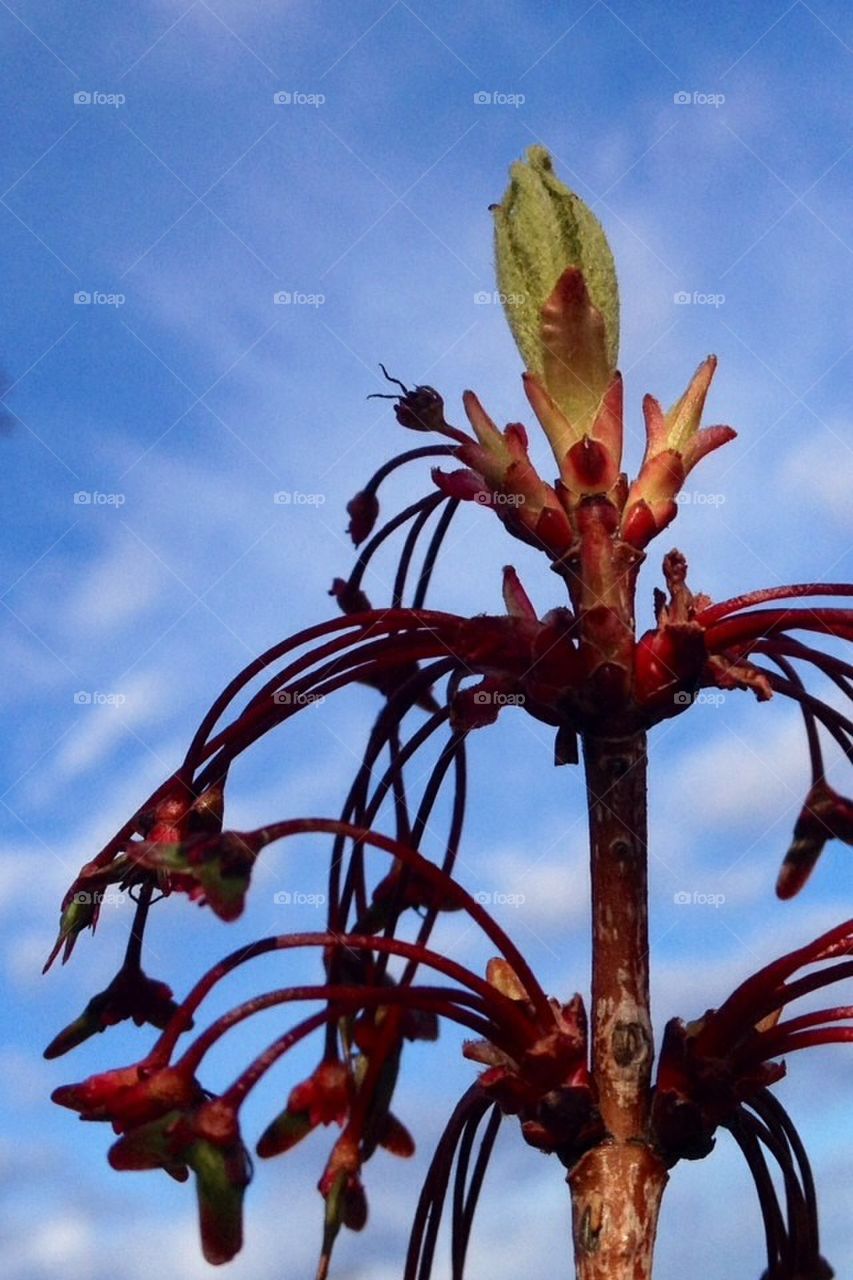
[569,732,667,1280]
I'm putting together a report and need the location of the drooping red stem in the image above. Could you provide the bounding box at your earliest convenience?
[221,989,494,1109]
[245,819,552,1020]
[705,607,853,652]
[153,929,532,1063]
[183,984,502,1088]
[698,583,853,626]
[195,636,466,788]
[78,609,465,876]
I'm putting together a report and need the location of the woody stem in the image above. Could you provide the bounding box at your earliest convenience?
[569,732,667,1280]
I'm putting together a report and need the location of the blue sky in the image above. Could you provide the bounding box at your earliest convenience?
[2,2,852,1277]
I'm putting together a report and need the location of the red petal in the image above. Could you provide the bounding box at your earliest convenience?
[502,566,538,622]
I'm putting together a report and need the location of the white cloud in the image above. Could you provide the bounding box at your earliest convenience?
[63,537,167,635]
[0,1047,52,1106]
[666,708,807,830]
[7,1214,97,1279]
[777,425,853,530]
[52,671,172,782]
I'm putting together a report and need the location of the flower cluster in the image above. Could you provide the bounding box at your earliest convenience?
[43,147,853,1278]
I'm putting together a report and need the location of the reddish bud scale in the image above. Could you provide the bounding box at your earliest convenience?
[52,1063,147,1119]
[633,625,707,715]
[431,466,489,503]
[563,435,618,494]
[319,1131,361,1197]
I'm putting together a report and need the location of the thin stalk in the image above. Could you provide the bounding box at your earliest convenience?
[705,608,853,652]
[154,930,535,1064]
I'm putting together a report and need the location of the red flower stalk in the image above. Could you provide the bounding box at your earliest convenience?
[43,147,853,1279]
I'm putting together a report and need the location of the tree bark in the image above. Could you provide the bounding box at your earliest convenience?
[569,732,668,1279]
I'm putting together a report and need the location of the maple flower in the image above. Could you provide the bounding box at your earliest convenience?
[256,1058,352,1157]
[110,1097,252,1266]
[45,964,180,1059]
